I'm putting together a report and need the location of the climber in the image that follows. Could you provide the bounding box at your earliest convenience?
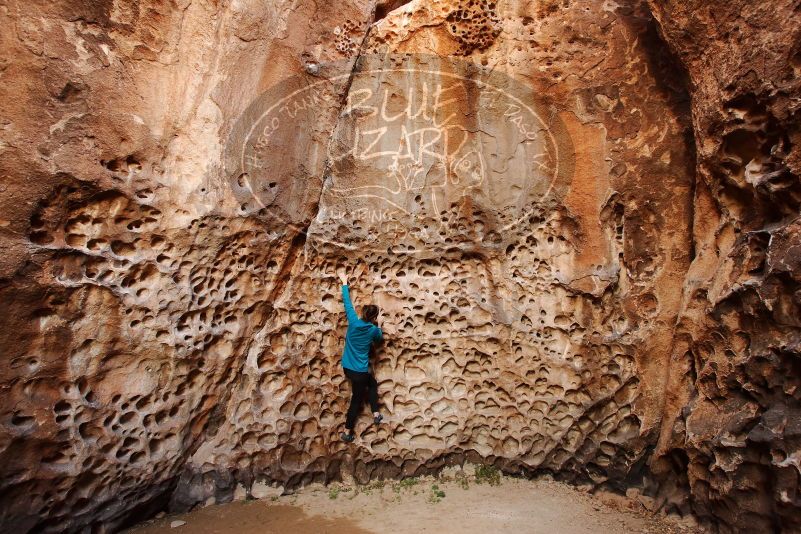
[337,267,383,443]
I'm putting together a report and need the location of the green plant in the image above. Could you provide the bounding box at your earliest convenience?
[392,476,419,493]
[357,480,384,496]
[474,465,501,486]
[454,470,470,490]
[328,486,341,500]
[427,483,446,503]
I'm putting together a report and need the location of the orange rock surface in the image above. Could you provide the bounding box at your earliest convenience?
[0,0,798,532]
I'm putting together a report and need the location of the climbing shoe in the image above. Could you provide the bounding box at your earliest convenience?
[340,432,355,443]
[373,414,383,424]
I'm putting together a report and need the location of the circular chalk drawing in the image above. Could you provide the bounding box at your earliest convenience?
[225,54,574,253]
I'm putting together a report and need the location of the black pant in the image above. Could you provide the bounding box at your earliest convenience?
[344,368,379,431]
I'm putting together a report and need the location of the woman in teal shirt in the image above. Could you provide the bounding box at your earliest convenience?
[337,268,383,442]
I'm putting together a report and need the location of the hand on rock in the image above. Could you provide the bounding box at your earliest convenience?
[337,267,348,286]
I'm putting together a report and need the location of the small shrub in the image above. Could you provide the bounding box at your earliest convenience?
[474,465,501,486]
[392,476,419,493]
[427,483,446,503]
[358,480,385,496]
[328,486,340,500]
[454,470,470,490]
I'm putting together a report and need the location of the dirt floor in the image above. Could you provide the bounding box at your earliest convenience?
[128,469,702,534]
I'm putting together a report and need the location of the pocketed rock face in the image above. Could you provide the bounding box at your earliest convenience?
[647,2,801,532]
[0,0,372,531]
[175,0,694,514]
[0,0,797,533]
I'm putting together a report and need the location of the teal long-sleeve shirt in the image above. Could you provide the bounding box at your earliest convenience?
[341,285,382,372]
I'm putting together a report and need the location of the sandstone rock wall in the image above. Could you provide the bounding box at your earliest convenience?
[0,0,798,532]
[0,0,372,531]
[176,0,696,511]
[648,1,801,532]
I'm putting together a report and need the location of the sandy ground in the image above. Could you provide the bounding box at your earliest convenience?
[128,471,702,534]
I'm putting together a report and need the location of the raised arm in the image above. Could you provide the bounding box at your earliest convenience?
[338,268,358,323]
[341,284,358,323]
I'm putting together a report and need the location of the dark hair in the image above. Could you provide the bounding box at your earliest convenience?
[362,304,379,325]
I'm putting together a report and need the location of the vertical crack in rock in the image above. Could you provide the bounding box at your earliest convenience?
[309,2,379,234]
